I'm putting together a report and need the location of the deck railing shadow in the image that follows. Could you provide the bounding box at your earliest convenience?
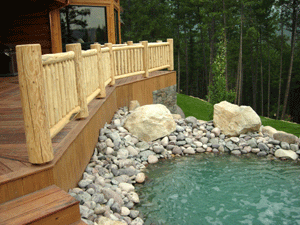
[15,39,174,164]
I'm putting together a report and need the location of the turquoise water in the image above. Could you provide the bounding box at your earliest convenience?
[135,154,300,225]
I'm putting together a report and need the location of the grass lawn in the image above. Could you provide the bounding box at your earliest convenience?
[177,93,300,137]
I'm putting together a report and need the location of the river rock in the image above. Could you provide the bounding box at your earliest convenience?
[131,217,144,225]
[252,148,260,153]
[290,144,299,151]
[262,126,277,137]
[258,143,269,152]
[78,179,93,188]
[136,141,149,151]
[172,146,182,154]
[200,137,209,144]
[148,155,158,164]
[127,192,140,203]
[161,137,169,146]
[117,149,129,159]
[247,138,257,148]
[124,104,176,142]
[127,146,139,156]
[176,125,185,132]
[94,205,107,215]
[102,188,124,206]
[119,183,135,192]
[121,207,131,216]
[231,150,241,155]
[185,116,198,127]
[281,142,290,150]
[273,131,298,144]
[80,205,93,219]
[183,147,195,154]
[129,100,140,111]
[153,145,164,154]
[107,132,122,149]
[140,150,155,159]
[111,202,121,213]
[129,210,139,219]
[274,149,298,160]
[106,147,114,155]
[135,173,146,183]
[97,216,127,225]
[213,101,261,137]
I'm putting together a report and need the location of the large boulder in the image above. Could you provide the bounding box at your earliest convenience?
[124,104,176,142]
[274,149,298,160]
[213,101,261,137]
[273,131,298,144]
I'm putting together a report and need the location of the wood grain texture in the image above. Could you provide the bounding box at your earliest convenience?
[0,71,176,204]
[66,44,89,118]
[16,44,53,164]
[0,185,81,225]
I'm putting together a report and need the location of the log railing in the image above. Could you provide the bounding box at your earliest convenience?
[16,39,173,164]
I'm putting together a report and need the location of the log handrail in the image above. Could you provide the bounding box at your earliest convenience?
[15,39,173,164]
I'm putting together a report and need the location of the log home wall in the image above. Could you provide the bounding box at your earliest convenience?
[2,10,52,54]
[1,0,121,55]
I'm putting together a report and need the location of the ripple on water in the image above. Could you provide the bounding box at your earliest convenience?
[135,154,300,225]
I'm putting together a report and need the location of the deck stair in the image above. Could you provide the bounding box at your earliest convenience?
[0,185,86,225]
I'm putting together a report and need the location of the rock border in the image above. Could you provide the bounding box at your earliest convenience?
[69,106,300,225]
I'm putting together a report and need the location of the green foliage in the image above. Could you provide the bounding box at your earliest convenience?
[178,94,300,137]
[121,0,300,123]
[177,94,214,121]
[206,37,236,105]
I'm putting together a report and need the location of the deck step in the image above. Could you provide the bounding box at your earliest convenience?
[0,185,83,225]
[70,220,88,225]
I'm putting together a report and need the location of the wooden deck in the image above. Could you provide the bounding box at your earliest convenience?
[0,70,176,204]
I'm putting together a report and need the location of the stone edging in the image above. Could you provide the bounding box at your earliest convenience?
[69,107,300,225]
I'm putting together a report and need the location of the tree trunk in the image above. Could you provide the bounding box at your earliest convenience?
[184,25,189,95]
[253,43,259,111]
[260,31,264,116]
[276,9,284,120]
[238,4,243,105]
[176,1,180,93]
[222,0,228,91]
[268,47,270,118]
[208,13,215,88]
[201,30,208,95]
[177,44,181,93]
[281,4,298,120]
[235,3,243,105]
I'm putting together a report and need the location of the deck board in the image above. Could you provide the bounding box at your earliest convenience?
[0,70,176,203]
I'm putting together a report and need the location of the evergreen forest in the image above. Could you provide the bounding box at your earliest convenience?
[120,0,300,123]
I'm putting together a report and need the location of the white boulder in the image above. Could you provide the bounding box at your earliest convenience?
[274,149,298,160]
[213,101,261,137]
[124,104,176,142]
[261,126,277,138]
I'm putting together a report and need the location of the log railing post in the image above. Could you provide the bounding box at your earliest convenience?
[104,43,115,86]
[127,41,133,45]
[167,38,174,70]
[91,43,106,98]
[16,44,54,164]
[66,43,89,118]
[141,41,149,78]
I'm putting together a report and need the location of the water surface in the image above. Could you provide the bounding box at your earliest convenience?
[135,154,300,225]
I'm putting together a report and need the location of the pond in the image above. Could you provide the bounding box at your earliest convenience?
[135,154,300,225]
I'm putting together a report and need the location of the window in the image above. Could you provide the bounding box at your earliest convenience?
[114,9,120,44]
[60,5,108,50]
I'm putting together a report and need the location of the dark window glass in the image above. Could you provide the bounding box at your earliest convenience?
[114,9,120,44]
[60,5,108,50]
